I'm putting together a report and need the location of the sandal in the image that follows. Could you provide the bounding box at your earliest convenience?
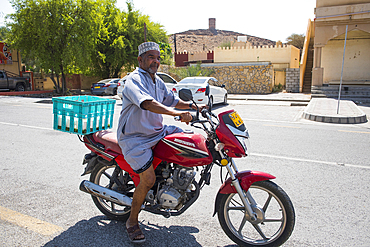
[126,224,146,243]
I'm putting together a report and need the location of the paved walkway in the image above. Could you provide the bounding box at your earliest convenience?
[302,98,367,124]
[229,93,368,124]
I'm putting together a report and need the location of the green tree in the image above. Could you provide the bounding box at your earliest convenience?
[89,1,126,78]
[0,26,9,41]
[170,62,214,80]
[90,1,170,78]
[286,33,305,50]
[159,41,173,65]
[121,2,169,71]
[8,0,103,93]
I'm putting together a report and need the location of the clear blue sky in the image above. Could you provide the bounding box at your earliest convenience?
[1,0,316,42]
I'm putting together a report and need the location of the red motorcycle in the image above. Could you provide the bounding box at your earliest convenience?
[79,89,295,246]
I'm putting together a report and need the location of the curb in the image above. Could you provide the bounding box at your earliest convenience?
[0,90,54,96]
[302,111,367,124]
[302,98,367,124]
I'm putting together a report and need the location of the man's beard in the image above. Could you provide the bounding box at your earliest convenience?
[148,64,158,74]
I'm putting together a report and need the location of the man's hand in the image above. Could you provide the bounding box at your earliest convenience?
[179,111,193,124]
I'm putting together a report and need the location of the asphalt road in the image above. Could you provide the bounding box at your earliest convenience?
[0,96,369,246]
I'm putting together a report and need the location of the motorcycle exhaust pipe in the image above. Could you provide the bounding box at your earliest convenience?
[79,180,133,207]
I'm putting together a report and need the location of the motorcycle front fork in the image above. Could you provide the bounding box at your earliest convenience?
[225,159,258,222]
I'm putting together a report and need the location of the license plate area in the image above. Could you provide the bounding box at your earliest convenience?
[229,111,243,128]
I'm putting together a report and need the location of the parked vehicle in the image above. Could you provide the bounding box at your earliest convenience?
[117,76,128,99]
[0,70,31,91]
[157,72,178,91]
[91,78,120,96]
[172,77,227,106]
[117,72,178,99]
[78,88,295,246]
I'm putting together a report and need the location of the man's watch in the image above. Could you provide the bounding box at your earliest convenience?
[189,103,193,109]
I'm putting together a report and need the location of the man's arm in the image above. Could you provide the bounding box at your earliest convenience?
[174,99,197,110]
[141,99,192,122]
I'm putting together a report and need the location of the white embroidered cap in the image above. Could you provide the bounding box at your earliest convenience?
[138,42,160,56]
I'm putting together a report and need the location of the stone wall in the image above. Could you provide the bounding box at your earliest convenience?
[286,68,300,93]
[160,62,274,94]
[202,62,274,94]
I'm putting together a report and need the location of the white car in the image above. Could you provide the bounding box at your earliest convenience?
[117,76,127,99]
[117,72,178,99]
[172,77,227,106]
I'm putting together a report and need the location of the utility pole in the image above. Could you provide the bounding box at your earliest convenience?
[144,23,147,42]
[174,34,177,53]
[337,25,348,114]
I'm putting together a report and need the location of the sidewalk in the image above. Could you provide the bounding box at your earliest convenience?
[229,93,368,124]
[0,90,54,96]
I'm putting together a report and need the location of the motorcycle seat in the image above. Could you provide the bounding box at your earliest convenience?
[92,130,122,155]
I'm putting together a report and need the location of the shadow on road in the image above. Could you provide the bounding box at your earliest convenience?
[43,216,202,247]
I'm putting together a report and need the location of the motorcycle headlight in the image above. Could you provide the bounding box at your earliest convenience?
[236,136,251,156]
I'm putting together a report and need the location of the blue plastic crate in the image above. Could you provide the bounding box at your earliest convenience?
[52,95,115,135]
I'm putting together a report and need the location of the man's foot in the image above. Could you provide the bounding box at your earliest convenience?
[126,224,146,243]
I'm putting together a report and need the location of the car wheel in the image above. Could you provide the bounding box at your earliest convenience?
[223,94,228,105]
[15,83,26,91]
[113,88,117,95]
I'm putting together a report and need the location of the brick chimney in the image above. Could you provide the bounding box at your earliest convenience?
[209,18,216,30]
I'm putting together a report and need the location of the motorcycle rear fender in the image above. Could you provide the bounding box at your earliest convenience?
[213,170,275,216]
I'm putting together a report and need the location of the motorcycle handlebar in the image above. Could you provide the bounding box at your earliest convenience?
[174,114,197,122]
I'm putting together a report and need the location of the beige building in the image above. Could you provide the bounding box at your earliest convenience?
[214,43,300,69]
[214,42,300,89]
[312,0,370,87]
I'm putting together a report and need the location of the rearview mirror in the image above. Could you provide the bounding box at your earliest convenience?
[178,88,193,101]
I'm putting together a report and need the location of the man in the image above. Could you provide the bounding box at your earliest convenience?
[117,42,198,243]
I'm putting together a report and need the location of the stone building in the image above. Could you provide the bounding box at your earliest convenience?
[168,18,302,94]
[169,18,276,53]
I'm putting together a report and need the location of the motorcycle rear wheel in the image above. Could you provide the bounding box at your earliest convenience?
[218,180,295,246]
[90,162,135,221]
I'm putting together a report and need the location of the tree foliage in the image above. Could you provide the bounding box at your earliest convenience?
[8,0,102,93]
[159,41,173,65]
[7,0,171,93]
[0,26,10,42]
[286,33,305,50]
[170,62,214,80]
[90,1,170,78]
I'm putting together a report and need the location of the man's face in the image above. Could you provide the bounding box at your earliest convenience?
[138,50,161,74]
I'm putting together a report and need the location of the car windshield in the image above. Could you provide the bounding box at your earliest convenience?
[179,78,207,84]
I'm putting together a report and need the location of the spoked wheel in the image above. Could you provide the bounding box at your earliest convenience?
[218,180,295,246]
[90,162,135,221]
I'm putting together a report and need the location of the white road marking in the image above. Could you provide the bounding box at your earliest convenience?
[252,153,370,170]
[0,121,53,131]
[1,121,368,169]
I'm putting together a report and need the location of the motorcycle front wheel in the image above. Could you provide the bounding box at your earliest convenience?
[90,162,135,221]
[218,180,295,247]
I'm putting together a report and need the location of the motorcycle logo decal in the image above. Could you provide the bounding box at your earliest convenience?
[174,138,196,147]
[162,139,209,159]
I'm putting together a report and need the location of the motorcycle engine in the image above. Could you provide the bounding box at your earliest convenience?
[157,165,196,210]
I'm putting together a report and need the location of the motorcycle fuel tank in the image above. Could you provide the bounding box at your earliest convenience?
[153,132,213,167]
